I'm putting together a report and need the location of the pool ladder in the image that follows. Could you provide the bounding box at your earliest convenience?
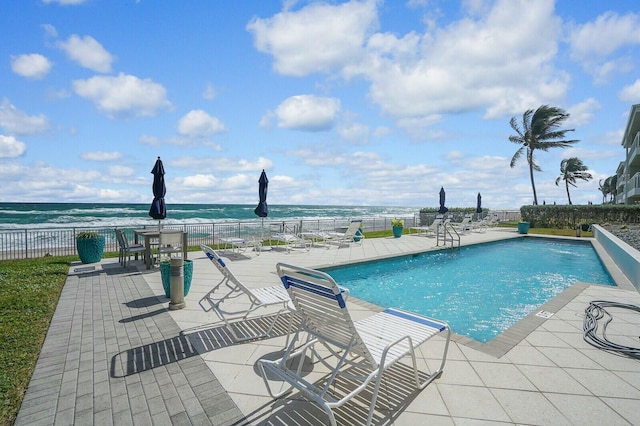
[437,222,460,249]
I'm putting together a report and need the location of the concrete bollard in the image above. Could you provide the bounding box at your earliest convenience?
[169,257,186,310]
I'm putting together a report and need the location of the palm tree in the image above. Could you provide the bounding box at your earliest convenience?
[599,175,618,204]
[509,105,579,205]
[609,175,617,202]
[555,157,593,204]
[598,178,610,204]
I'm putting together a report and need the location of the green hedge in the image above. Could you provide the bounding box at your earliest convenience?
[520,204,640,228]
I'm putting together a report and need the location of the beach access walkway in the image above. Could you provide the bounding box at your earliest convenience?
[15,228,640,425]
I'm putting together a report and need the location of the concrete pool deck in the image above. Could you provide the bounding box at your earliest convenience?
[15,227,640,425]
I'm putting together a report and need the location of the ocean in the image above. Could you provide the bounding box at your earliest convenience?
[0,203,420,230]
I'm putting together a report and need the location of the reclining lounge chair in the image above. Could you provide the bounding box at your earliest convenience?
[258,263,450,426]
[410,214,443,236]
[270,224,310,252]
[198,245,290,342]
[326,219,364,246]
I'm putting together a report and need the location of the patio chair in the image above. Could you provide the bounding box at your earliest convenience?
[157,230,184,263]
[114,228,146,267]
[299,229,335,248]
[218,236,262,256]
[451,214,473,234]
[326,219,364,246]
[270,224,310,252]
[258,263,450,426]
[198,245,291,342]
[410,214,443,236]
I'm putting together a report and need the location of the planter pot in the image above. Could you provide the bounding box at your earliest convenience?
[353,229,363,242]
[392,226,403,238]
[160,260,193,298]
[76,236,105,264]
[517,222,530,234]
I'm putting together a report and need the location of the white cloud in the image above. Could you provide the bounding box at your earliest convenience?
[619,79,640,102]
[202,83,217,100]
[0,99,49,135]
[139,135,160,146]
[337,112,369,144]
[275,95,340,131]
[41,24,58,38]
[562,147,618,161]
[180,174,219,188]
[247,0,378,76]
[0,135,27,158]
[567,11,640,83]
[364,0,566,120]
[372,126,391,138]
[81,151,122,161]
[72,73,172,119]
[567,98,601,127]
[337,120,369,145]
[445,150,465,163]
[568,11,640,62]
[249,0,567,128]
[171,156,272,173]
[177,110,226,137]
[108,165,135,177]
[259,110,275,129]
[10,54,52,79]
[57,34,115,72]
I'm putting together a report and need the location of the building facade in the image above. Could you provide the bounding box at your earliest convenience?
[617,104,640,204]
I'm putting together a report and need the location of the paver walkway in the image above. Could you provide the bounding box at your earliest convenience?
[14,262,243,426]
[14,228,640,425]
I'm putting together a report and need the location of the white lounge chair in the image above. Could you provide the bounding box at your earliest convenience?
[410,214,443,236]
[258,263,450,426]
[198,245,290,342]
[451,214,473,234]
[270,225,310,252]
[326,219,364,246]
[299,229,335,248]
[218,236,262,256]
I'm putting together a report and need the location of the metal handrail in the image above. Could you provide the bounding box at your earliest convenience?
[436,222,460,249]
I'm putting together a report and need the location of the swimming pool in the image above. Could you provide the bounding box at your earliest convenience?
[323,237,615,343]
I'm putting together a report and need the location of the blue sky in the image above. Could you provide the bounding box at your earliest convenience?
[1,0,639,209]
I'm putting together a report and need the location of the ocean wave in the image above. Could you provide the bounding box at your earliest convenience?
[0,203,420,230]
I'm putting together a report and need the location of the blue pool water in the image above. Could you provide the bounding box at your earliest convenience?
[324,238,615,343]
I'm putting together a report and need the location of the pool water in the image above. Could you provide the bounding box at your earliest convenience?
[324,238,615,343]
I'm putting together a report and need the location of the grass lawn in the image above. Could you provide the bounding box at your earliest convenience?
[0,256,73,426]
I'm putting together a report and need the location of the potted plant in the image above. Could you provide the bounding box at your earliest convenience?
[517,221,530,234]
[76,231,105,264]
[391,218,404,238]
[160,259,193,298]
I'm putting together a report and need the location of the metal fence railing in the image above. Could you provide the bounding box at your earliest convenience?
[0,216,416,261]
[0,211,520,261]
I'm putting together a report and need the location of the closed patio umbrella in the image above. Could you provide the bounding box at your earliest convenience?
[254,169,269,218]
[476,192,482,220]
[254,169,269,247]
[149,156,166,225]
[438,187,448,214]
